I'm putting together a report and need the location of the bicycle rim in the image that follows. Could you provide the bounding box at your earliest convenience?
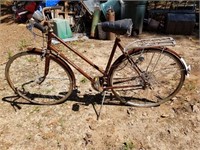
[5,51,74,105]
[109,48,185,107]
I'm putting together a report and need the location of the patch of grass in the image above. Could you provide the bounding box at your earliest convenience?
[36,120,42,129]
[16,123,22,128]
[80,77,87,84]
[25,57,37,62]
[46,88,54,94]
[70,40,83,46]
[58,117,65,130]
[184,81,197,91]
[121,141,135,150]
[30,106,40,114]
[18,39,29,51]
[7,50,13,59]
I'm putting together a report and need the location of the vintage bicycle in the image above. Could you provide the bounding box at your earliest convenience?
[5,7,190,107]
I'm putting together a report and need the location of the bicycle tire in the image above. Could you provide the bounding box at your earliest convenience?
[5,50,74,105]
[109,48,186,107]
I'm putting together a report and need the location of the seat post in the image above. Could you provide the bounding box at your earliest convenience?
[115,35,121,43]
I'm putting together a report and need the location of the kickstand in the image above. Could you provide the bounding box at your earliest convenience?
[97,91,106,120]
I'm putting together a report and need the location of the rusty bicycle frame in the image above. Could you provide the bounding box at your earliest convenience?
[30,6,145,91]
[39,30,142,90]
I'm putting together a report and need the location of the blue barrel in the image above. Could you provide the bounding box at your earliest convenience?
[45,0,60,7]
[121,1,147,34]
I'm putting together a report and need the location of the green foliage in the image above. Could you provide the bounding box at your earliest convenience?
[184,81,197,91]
[30,106,40,114]
[7,50,12,59]
[18,39,29,51]
[80,77,87,84]
[122,141,135,150]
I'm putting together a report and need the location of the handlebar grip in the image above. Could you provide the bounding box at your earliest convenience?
[33,22,47,33]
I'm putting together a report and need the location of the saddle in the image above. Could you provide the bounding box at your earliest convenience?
[101,19,133,36]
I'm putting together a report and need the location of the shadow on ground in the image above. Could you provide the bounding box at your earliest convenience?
[2,89,125,119]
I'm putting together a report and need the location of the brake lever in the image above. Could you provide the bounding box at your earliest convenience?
[26,19,34,31]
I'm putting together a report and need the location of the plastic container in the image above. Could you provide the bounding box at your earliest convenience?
[121,1,147,34]
[32,10,44,21]
[90,5,100,38]
[166,13,196,35]
[101,0,121,19]
[97,23,106,40]
[52,18,72,39]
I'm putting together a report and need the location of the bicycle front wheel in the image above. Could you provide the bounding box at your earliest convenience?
[109,48,185,107]
[5,51,74,105]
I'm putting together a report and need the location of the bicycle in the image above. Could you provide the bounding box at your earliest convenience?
[5,7,190,107]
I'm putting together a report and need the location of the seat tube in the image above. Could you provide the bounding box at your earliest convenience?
[105,37,120,73]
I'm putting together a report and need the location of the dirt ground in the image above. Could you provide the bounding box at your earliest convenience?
[1,4,200,150]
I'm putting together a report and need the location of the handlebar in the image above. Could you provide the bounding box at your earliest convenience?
[27,18,49,33]
[33,22,47,33]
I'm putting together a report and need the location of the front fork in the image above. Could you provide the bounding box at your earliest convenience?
[37,49,51,84]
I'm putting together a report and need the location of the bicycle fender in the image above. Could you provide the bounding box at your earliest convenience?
[112,47,190,77]
[180,57,191,77]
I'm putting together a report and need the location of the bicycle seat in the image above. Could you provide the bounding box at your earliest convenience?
[101,19,133,36]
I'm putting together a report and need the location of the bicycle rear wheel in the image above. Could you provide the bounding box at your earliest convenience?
[109,48,185,107]
[5,51,74,105]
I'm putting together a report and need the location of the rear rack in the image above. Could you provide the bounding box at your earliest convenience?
[124,37,176,51]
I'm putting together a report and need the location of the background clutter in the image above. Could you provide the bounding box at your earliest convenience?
[11,0,199,40]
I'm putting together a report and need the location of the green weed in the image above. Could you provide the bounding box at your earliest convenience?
[7,50,13,59]
[122,141,135,150]
[18,39,29,50]
[80,77,87,84]
[30,106,40,114]
[184,81,197,91]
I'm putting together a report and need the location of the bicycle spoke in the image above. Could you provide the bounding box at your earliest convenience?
[109,48,185,107]
[5,51,74,105]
